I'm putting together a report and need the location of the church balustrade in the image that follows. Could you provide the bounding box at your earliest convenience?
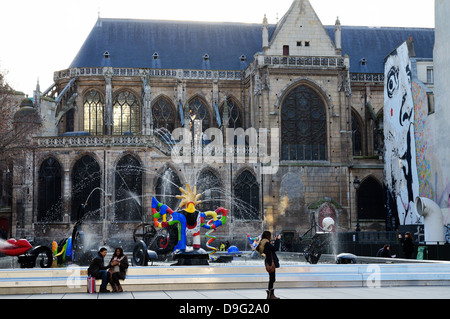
[35,135,171,154]
[53,67,243,82]
[35,135,259,159]
[350,73,385,83]
[261,55,346,69]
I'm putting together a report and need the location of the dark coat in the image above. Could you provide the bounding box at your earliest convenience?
[88,253,110,278]
[400,237,414,257]
[109,255,129,280]
[377,247,392,258]
[260,238,280,269]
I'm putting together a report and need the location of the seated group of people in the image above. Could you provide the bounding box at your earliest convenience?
[88,247,129,293]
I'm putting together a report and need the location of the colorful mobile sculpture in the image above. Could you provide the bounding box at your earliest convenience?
[152,184,228,259]
[247,234,261,251]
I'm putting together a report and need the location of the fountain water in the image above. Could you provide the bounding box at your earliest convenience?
[5,125,279,268]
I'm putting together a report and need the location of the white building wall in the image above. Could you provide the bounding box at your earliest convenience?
[431,0,450,209]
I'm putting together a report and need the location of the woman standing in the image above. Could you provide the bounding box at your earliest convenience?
[109,247,129,292]
[257,231,281,299]
[399,232,415,259]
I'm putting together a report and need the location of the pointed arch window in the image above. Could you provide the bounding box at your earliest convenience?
[356,177,385,220]
[234,170,259,220]
[197,169,224,212]
[84,90,104,135]
[152,97,177,133]
[38,158,62,222]
[373,112,384,156]
[281,85,327,161]
[220,97,243,129]
[188,97,211,131]
[113,91,140,135]
[352,111,363,156]
[115,155,142,221]
[71,155,101,221]
[155,167,182,211]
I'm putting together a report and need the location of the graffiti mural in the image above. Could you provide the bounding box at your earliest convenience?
[384,42,420,225]
[412,81,434,200]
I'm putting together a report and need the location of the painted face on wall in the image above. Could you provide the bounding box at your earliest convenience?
[384,42,420,225]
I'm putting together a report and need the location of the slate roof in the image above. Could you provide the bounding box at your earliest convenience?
[70,18,275,71]
[70,18,434,74]
[324,26,435,74]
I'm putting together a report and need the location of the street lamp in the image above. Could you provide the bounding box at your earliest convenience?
[353,177,361,232]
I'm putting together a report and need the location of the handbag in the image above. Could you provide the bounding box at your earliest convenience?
[265,252,276,273]
[87,276,96,293]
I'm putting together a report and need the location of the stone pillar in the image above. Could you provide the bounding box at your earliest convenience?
[102,150,113,244]
[63,168,71,223]
[11,152,33,238]
[142,75,153,135]
[104,71,113,135]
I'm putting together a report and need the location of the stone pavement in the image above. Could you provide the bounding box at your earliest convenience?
[2,285,450,299]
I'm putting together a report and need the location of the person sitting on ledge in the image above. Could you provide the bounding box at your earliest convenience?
[88,247,111,293]
[109,247,128,292]
[377,244,394,258]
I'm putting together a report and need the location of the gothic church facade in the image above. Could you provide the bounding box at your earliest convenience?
[8,0,434,247]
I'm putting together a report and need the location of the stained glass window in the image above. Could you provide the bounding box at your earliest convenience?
[84,90,104,135]
[152,97,177,132]
[220,97,242,129]
[188,97,211,131]
[281,85,327,161]
[113,91,140,135]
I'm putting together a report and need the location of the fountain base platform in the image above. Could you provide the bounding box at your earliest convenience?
[2,258,450,295]
[172,247,209,266]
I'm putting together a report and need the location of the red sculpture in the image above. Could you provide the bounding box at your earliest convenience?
[0,239,33,256]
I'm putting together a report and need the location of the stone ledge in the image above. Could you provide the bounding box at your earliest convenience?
[1,262,450,295]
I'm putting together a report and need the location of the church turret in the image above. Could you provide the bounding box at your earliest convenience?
[262,14,269,53]
[33,79,41,110]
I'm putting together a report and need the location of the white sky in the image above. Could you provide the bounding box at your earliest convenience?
[0,0,435,96]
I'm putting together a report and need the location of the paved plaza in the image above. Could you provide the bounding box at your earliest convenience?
[2,285,450,299]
